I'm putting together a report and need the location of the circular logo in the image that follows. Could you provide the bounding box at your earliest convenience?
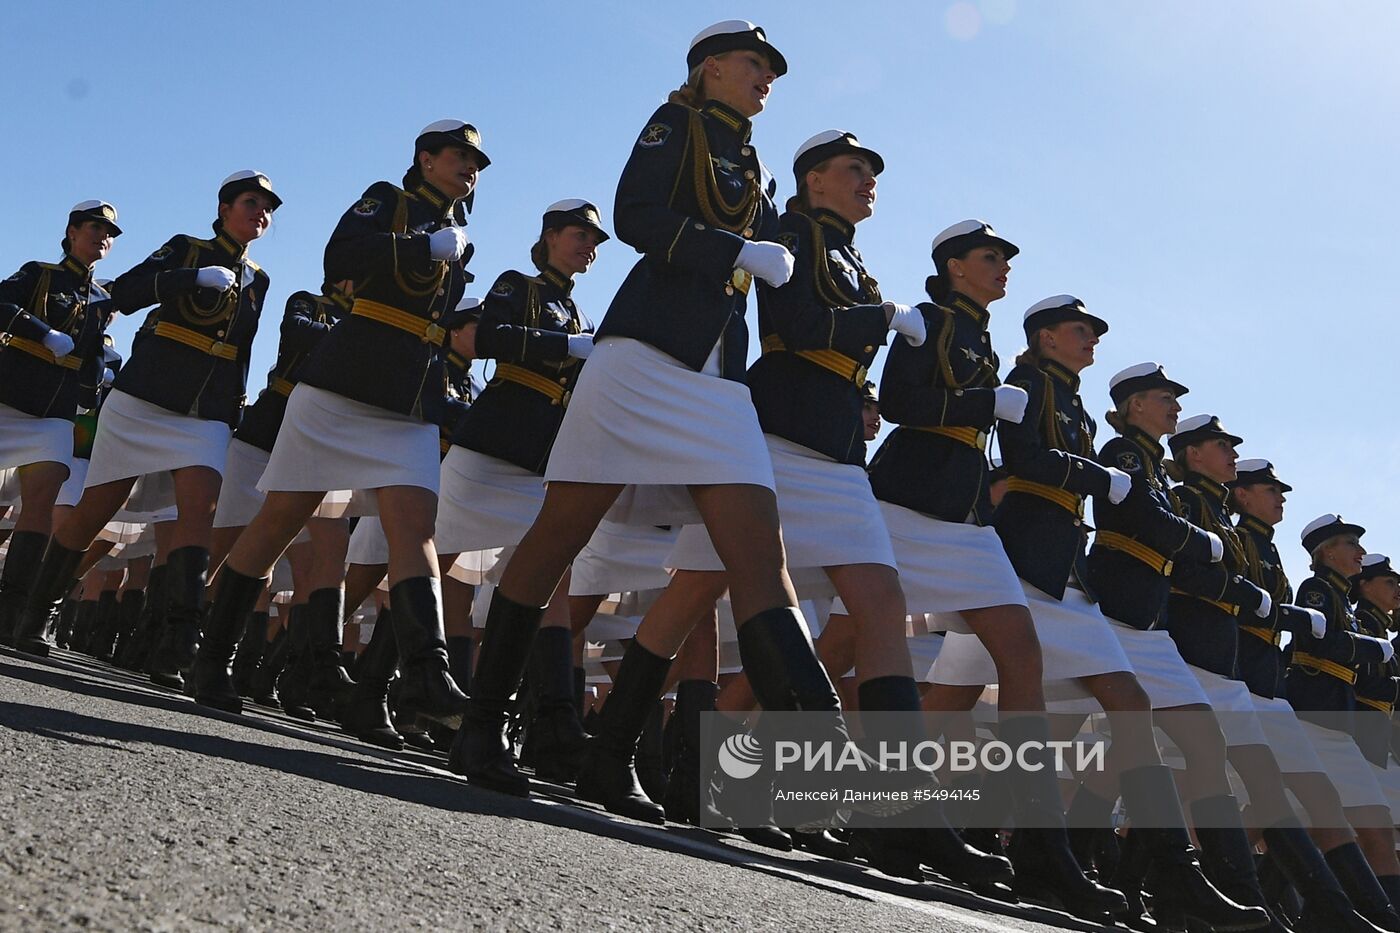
[717,733,764,781]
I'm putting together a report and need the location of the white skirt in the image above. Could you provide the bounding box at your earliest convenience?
[85,390,230,488]
[836,503,1024,633]
[667,435,895,590]
[213,439,270,529]
[0,402,72,473]
[1252,693,1329,774]
[907,631,945,683]
[570,519,677,597]
[259,385,439,495]
[0,466,20,506]
[1187,665,1270,747]
[931,580,1133,686]
[1300,718,1389,810]
[545,337,774,527]
[1374,762,1400,824]
[1108,620,1211,709]
[436,447,544,563]
[347,515,389,566]
[56,457,88,507]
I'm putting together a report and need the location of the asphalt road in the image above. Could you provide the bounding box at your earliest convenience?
[0,648,1103,932]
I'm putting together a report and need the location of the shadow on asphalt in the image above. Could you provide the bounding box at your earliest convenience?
[0,653,1103,932]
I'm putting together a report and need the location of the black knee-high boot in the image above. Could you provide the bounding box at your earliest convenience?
[1190,795,1286,929]
[88,589,122,659]
[341,608,404,750]
[387,577,466,728]
[192,567,269,714]
[663,679,721,824]
[277,605,316,720]
[1327,842,1400,931]
[1263,825,1388,932]
[524,626,590,783]
[117,564,166,670]
[998,716,1131,921]
[13,540,85,656]
[231,610,268,696]
[0,531,48,644]
[849,676,1013,886]
[447,635,474,697]
[108,590,146,663]
[575,640,672,823]
[449,590,542,795]
[146,546,209,688]
[67,599,97,651]
[305,587,354,716]
[1117,765,1269,931]
[1063,782,1121,878]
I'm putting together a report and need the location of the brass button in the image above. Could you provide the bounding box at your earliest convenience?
[742,228,754,238]
[741,146,752,156]
[864,345,874,353]
[724,285,735,296]
[431,311,441,320]
[216,330,226,337]
[744,170,755,180]
[437,288,445,296]
[1072,398,1080,406]
[981,334,989,343]
[694,222,706,230]
[558,377,568,385]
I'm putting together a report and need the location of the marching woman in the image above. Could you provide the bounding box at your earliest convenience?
[208,281,352,712]
[1156,416,1388,930]
[11,176,278,675]
[0,201,119,644]
[192,121,485,718]
[1351,555,1400,805]
[658,136,1011,882]
[435,198,605,782]
[456,22,850,809]
[1287,516,1400,914]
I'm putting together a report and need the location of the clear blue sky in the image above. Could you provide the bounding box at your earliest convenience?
[3,1,1397,586]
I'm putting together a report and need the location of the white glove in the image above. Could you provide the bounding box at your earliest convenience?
[884,302,926,347]
[429,226,470,262]
[1106,467,1132,505]
[734,240,795,287]
[1303,607,1327,640]
[1253,587,1272,619]
[41,330,75,358]
[993,385,1029,424]
[195,266,237,291]
[566,334,594,360]
[1356,634,1397,663]
[1206,532,1224,563]
[101,367,114,387]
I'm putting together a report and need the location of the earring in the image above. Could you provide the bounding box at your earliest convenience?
[427,163,434,170]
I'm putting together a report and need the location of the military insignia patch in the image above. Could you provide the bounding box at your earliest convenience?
[1305,590,1325,608]
[637,123,671,148]
[148,245,173,261]
[1117,451,1142,472]
[776,232,798,255]
[353,197,381,216]
[491,280,514,298]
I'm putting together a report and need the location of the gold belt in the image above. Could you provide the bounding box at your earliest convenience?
[1239,623,1282,647]
[1094,530,1174,575]
[760,335,867,384]
[1004,477,1084,518]
[352,298,445,345]
[1292,652,1358,685]
[1,334,83,370]
[154,322,239,360]
[910,425,988,451]
[1357,695,1394,714]
[269,377,296,397]
[1170,588,1240,616]
[495,363,570,407]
